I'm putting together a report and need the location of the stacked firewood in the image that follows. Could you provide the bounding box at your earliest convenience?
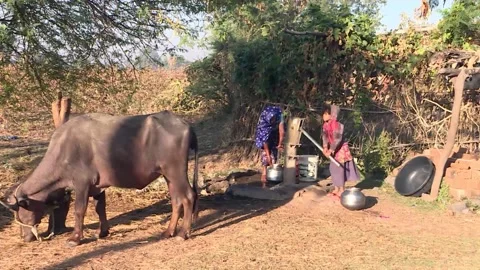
[430,49,480,91]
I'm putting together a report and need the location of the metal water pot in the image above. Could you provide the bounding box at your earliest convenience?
[267,164,283,182]
[340,187,366,211]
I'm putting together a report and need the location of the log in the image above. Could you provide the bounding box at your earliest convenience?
[51,92,62,128]
[438,68,480,90]
[438,68,480,76]
[423,69,468,201]
[59,97,71,125]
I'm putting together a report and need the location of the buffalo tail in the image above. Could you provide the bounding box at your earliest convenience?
[190,127,200,223]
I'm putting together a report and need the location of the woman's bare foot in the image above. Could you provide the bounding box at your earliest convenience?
[261,173,268,188]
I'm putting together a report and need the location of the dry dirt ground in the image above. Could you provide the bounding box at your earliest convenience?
[1,185,480,270]
[1,113,480,270]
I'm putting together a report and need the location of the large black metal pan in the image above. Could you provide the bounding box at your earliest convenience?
[394,156,436,197]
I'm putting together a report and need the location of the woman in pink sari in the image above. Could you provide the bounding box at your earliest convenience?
[322,104,360,198]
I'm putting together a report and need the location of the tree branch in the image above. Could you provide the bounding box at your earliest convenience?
[438,68,480,76]
[283,29,327,38]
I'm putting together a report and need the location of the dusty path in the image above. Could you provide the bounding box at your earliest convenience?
[1,187,479,270]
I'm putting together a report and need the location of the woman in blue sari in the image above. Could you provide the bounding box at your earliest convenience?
[254,106,285,188]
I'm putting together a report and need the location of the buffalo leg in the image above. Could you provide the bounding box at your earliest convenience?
[161,181,182,238]
[67,187,89,246]
[163,168,195,240]
[177,186,195,240]
[93,191,109,238]
[48,190,71,234]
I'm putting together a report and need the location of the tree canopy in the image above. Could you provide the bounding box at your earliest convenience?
[0,0,205,66]
[0,0,207,104]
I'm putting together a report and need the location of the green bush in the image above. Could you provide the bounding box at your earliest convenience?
[362,130,393,177]
[436,0,480,47]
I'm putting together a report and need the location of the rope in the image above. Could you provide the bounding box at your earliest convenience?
[0,184,56,242]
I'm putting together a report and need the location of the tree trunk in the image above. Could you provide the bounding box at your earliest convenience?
[423,69,467,201]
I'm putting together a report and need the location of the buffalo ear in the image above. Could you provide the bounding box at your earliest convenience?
[17,196,30,209]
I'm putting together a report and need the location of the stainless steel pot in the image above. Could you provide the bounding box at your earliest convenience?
[267,164,283,182]
[340,187,366,211]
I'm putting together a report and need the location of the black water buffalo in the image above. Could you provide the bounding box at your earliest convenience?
[1,111,199,246]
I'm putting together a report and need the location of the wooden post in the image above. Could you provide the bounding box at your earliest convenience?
[51,92,62,128]
[283,117,303,185]
[59,97,71,126]
[51,92,71,128]
[422,69,468,201]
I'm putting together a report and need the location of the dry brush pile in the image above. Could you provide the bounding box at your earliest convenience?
[0,66,217,137]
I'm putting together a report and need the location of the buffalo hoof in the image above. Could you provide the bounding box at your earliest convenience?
[98,229,110,239]
[66,233,82,247]
[160,230,174,239]
[175,230,189,241]
[174,235,187,241]
[66,239,80,247]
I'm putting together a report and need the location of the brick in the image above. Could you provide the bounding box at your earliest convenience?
[445,167,471,178]
[457,160,480,171]
[458,169,473,181]
[444,178,463,189]
[451,162,470,170]
[472,170,480,181]
[445,167,456,178]
[449,178,470,190]
[450,188,471,201]
[468,178,480,190]
[470,162,480,171]
[444,167,472,183]
[470,189,480,199]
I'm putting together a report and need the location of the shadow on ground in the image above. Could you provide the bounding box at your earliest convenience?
[365,196,379,209]
[41,182,306,270]
[355,176,385,190]
[0,209,13,232]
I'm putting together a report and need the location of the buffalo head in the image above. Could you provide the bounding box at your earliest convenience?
[1,184,46,242]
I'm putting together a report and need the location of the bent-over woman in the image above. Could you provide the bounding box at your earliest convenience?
[254,106,285,188]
